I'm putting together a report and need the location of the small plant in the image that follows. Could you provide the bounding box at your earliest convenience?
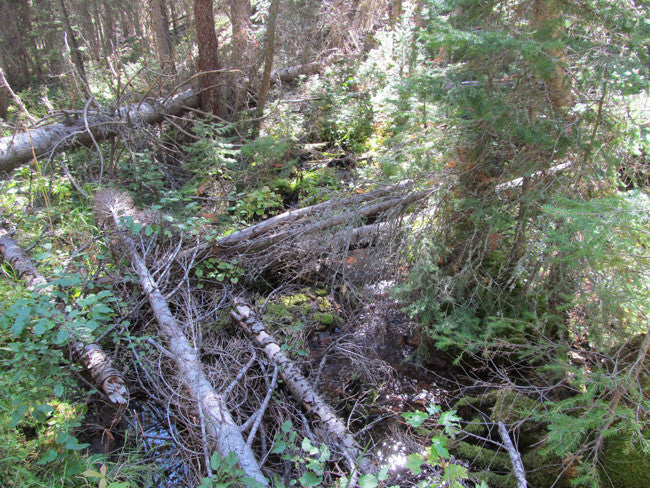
[229,186,283,221]
[195,258,244,287]
[268,420,333,488]
[198,451,266,488]
[81,464,132,488]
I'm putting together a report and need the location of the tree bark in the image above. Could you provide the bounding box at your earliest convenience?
[0,229,128,405]
[531,0,572,109]
[231,299,371,472]
[228,0,253,113]
[498,421,528,488]
[0,88,199,175]
[276,62,324,83]
[57,0,89,88]
[252,0,280,137]
[213,187,428,255]
[193,0,224,117]
[229,0,252,66]
[0,0,33,90]
[389,0,403,26]
[95,191,268,486]
[149,0,176,73]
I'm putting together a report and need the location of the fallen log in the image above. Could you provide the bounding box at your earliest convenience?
[215,185,429,255]
[231,299,372,474]
[95,191,268,486]
[0,89,199,175]
[0,229,128,405]
[276,62,324,83]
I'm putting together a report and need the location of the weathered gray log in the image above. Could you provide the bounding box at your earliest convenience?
[0,57,332,176]
[276,62,324,82]
[231,299,372,473]
[215,186,428,255]
[0,89,199,175]
[95,191,268,486]
[0,229,128,405]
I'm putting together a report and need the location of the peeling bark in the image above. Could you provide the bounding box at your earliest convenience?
[231,300,372,472]
[0,229,128,405]
[95,192,268,486]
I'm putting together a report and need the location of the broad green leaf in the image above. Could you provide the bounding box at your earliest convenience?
[242,475,268,488]
[36,449,59,465]
[299,471,322,487]
[81,469,103,478]
[302,437,319,455]
[438,410,461,436]
[10,306,30,337]
[318,443,330,462]
[306,459,324,475]
[9,404,29,428]
[55,329,70,344]
[405,453,423,474]
[271,440,287,454]
[33,318,51,336]
[402,411,428,427]
[426,403,441,417]
[442,463,468,486]
[428,436,450,460]
[358,474,379,488]
[224,451,239,468]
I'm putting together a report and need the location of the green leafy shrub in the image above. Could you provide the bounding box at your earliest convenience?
[305,71,375,152]
[0,276,120,487]
[229,186,283,221]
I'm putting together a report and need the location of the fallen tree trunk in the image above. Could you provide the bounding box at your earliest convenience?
[0,229,128,405]
[231,299,372,474]
[215,186,429,255]
[0,58,332,176]
[95,191,268,486]
[276,62,324,83]
[0,89,199,175]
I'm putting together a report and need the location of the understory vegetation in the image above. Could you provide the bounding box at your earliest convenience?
[0,0,649,487]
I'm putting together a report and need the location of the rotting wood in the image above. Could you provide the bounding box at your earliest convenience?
[94,191,269,486]
[0,228,128,405]
[231,299,372,474]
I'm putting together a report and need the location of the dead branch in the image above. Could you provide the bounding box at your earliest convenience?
[231,299,372,474]
[94,191,268,486]
[497,421,527,488]
[0,228,128,405]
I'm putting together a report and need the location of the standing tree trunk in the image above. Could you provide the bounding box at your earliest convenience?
[532,0,573,109]
[149,0,176,73]
[193,0,223,117]
[413,0,426,29]
[389,0,403,26]
[57,0,89,88]
[0,0,33,91]
[252,0,280,137]
[228,0,253,113]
